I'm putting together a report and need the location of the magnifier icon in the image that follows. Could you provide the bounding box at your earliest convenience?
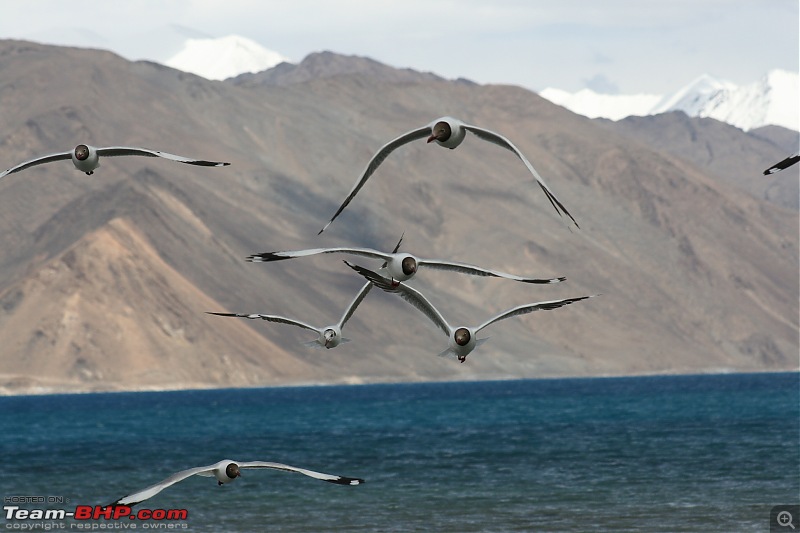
[778,510,796,529]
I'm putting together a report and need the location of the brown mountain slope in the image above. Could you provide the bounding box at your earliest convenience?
[0,40,796,394]
[0,216,315,393]
[596,112,799,209]
[230,50,447,88]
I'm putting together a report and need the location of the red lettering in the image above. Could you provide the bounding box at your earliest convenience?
[74,505,92,520]
[167,509,188,520]
[94,506,114,519]
[113,506,131,520]
[74,504,187,522]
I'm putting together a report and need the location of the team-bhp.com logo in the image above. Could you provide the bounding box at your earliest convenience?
[75,506,187,521]
[4,503,188,529]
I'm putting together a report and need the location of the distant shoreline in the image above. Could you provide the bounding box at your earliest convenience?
[2,368,796,398]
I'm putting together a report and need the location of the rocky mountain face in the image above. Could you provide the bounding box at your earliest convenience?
[230,50,449,88]
[0,40,796,394]
[595,112,799,210]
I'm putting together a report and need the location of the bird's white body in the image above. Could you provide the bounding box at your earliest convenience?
[428,116,467,149]
[442,325,481,361]
[71,144,101,174]
[318,324,344,349]
[209,459,240,484]
[376,253,417,282]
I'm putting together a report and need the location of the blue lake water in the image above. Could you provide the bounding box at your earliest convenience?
[1,372,798,532]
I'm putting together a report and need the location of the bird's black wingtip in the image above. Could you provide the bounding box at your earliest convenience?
[185,160,230,167]
[343,260,373,280]
[343,261,397,292]
[328,476,365,486]
[522,276,567,284]
[391,232,405,253]
[246,252,289,262]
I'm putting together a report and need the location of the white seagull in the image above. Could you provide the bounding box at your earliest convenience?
[111,459,363,507]
[213,236,405,346]
[0,144,230,179]
[207,281,373,349]
[345,261,595,362]
[319,116,578,234]
[763,153,799,175]
[247,242,565,286]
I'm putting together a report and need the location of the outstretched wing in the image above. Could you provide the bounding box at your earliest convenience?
[462,124,579,228]
[96,147,229,167]
[476,295,597,333]
[388,233,404,257]
[319,126,430,234]
[344,261,451,337]
[419,258,565,284]
[111,462,221,507]
[237,461,364,485]
[206,312,319,333]
[338,281,373,328]
[0,151,72,179]
[336,233,405,328]
[763,153,799,175]
[247,247,391,263]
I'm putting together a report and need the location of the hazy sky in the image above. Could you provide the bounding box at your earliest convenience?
[1,0,797,94]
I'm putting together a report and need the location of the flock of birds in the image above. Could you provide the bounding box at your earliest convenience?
[1,116,796,508]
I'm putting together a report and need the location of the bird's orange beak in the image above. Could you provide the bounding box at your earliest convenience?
[426,134,437,143]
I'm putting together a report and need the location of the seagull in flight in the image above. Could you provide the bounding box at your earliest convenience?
[345,261,596,362]
[207,280,373,349]
[248,238,565,287]
[215,236,408,347]
[0,144,229,179]
[111,459,363,507]
[319,116,578,234]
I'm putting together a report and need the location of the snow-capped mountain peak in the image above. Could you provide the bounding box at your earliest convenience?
[650,74,738,115]
[538,87,662,121]
[540,70,799,132]
[164,35,291,81]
